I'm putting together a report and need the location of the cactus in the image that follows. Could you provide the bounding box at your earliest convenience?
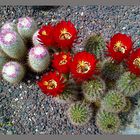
[85,33,106,60]
[0,50,7,72]
[101,90,126,113]
[101,58,125,80]
[28,45,50,72]
[2,61,25,84]
[82,77,105,103]
[1,22,17,32]
[67,102,92,126]
[0,30,27,60]
[54,89,78,104]
[116,71,140,97]
[17,17,37,41]
[122,97,132,113]
[96,109,121,134]
[32,29,40,46]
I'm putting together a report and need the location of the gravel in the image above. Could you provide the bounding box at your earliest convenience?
[0,5,140,135]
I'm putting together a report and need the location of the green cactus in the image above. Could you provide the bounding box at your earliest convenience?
[0,30,27,60]
[101,58,125,80]
[101,90,126,113]
[116,71,140,97]
[82,77,105,103]
[54,89,78,104]
[2,61,25,84]
[28,45,50,73]
[96,109,121,134]
[85,33,106,60]
[67,102,92,126]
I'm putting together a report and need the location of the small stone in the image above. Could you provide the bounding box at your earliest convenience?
[137,41,140,47]
[122,27,126,30]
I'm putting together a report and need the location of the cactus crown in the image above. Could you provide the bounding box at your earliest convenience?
[96,110,121,134]
[67,102,92,126]
[85,34,106,60]
[102,90,126,113]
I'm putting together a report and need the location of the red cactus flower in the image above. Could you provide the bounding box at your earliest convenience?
[70,51,97,82]
[127,48,140,76]
[37,72,65,97]
[38,24,55,47]
[53,20,78,50]
[107,33,133,63]
[52,52,72,74]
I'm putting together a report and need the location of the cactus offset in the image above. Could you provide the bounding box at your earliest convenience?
[0,30,27,60]
[2,61,25,84]
[17,17,37,41]
[67,102,92,126]
[101,90,126,113]
[116,71,140,97]
[82,77,105,103]
[28,45,50,72]
[85,34,106,60]
[96,109,121,134]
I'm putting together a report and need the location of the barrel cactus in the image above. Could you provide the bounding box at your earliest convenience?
[101,58,125,80]
[67,102,92,126]
[116,71,140,97]
[101,90,126,113]
[32,29,40,46]
[82,77,105,103]
[96,109,121,134]
[85,33,106,60]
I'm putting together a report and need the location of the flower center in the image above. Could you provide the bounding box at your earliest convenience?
[133,57,140,68]
[76,61,91,74]
[42,30,47,36]
[59,28,72,40]
[59,55,68,65]
[113,41,127,54]
[44,79,57,90]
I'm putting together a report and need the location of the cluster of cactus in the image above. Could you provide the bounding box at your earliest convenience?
[0,17,50,84]
[65,34,140,135]
[1,17,140,135]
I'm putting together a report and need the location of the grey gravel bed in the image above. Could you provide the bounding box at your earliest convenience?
[0,6,140,135]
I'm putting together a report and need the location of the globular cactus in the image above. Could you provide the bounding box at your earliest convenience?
[82,77,105,103]
[17,17,37,41]
[0,50,7,72]
[2,61,25,84]
[101,58,125,80]
[96,109,121,134]
[85,33,106,60]
[101,90,126,113]
[67,102,92,126]
[54,89,78,104]
[32,29,40,46]
[122,97,132,113]
[1,22,17,32]
[0,30,27,60]
[28,45,50,72]
[116,71,140,97]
